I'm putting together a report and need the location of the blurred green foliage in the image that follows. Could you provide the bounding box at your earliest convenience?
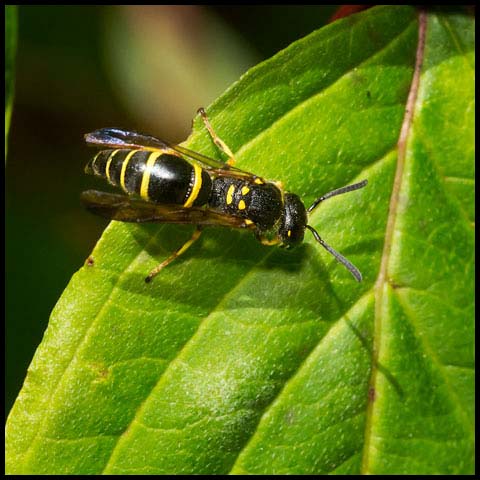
[5,5,336,418]
[5,5,17,159]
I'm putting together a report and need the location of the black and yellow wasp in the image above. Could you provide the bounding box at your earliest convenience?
[82,108,367,283]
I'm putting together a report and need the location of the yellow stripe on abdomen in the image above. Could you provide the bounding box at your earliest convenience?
[106,149,120,182]
[183,163,203,208]
[140,152,162,201]
[120,150,137,192]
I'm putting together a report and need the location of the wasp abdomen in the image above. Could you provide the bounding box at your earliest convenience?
[87,149,212,207]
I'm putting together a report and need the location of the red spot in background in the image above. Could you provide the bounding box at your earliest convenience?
[330,5,371,23]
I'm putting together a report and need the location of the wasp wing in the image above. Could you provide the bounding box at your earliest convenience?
[85,128,259,181]
[81,190,254,229]
[85,128,172,151]
[167,143,256,180]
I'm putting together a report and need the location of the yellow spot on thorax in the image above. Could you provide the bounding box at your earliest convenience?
[140,152,162,200]
[254,177,264,184]
[184,163,203,208]
[226,184,235,205]
[287,230,291,237]
[238,200,246,210]
[241,186,250,195]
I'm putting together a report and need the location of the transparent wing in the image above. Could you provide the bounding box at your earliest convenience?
[84,128,171,151]
[168,143,256,180]
[85,128,258,180]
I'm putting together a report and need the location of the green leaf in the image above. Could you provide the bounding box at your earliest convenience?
[5,5,18,160]
[6,6,474,474]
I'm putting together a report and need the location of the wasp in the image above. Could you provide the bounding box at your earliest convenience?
[82,108,367,283]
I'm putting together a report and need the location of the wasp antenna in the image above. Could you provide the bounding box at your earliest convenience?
[307,179,368,214]
[306,225,362,282]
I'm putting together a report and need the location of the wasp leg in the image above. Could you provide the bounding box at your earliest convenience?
[145,226,203,283]
[198,107,236,166]
[258,235,281,246]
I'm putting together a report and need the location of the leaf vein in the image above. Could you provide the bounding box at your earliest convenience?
[438,14,474,70]
[393,291,474,435]
[101,246,279,472]
[232,24,416,161]
[20,225,168,468]
[229,289,374,472]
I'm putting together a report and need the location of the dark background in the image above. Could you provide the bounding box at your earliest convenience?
[5,5,338,418]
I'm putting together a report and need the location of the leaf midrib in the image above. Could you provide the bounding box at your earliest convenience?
[361,9,427,474]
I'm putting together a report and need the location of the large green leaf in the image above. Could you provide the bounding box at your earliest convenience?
[5,5,17,160]
[6,6,474,474]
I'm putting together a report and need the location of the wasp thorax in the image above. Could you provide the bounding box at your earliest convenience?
[278,193,307,247]
[246,182,283,231]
